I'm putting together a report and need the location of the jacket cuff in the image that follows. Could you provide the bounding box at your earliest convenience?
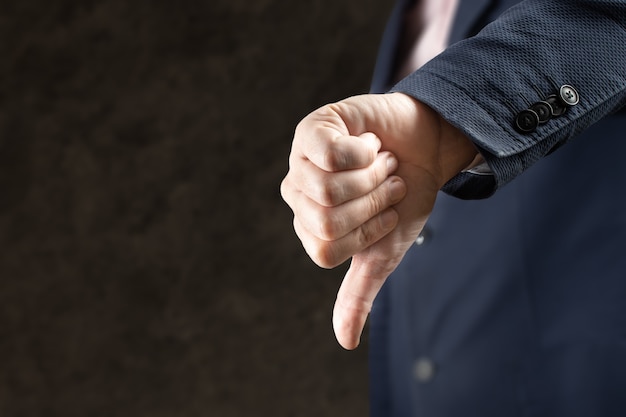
[390,68,572,199]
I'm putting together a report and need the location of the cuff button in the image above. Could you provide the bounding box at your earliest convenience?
[545,94,568,116]
[530,101,552,124]
[559,84,580,106]
[515,109,540,133]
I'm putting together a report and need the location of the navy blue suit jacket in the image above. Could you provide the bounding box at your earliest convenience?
[369,1,626,416]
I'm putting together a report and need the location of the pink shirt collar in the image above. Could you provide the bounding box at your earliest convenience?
[397,0,459,78]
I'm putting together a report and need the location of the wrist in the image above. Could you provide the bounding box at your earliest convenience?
[394,93,478,188]
[435,110,479,186]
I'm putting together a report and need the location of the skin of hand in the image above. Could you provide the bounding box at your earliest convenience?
[281,92,477,349]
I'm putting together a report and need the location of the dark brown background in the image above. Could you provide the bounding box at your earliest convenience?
[0,0,393,415]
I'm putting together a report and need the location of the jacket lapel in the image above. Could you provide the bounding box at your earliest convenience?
[370,0,414,93]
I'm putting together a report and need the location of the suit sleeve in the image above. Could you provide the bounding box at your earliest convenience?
[391,0,626,199]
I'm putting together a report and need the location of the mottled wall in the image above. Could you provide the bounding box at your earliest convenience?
[0,1,392,416]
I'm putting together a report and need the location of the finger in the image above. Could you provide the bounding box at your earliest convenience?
[294,151,399,207]
[293,123,382,172]
[293,207,399,269]
[332,244,402,350]
[293,175,406,242]
[331,182,434,350]
[280,174,297,210]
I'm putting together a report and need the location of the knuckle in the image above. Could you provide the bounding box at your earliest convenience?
[317,208,342,241]
[316,178,342,207]
[319,217,335,241]
[366,189,386,217]
[295,219,339,268]
[368,159,385,188]
[322,146,347,172]
[308,240,340,269]
[280,177,292,203]
[356,215,387,248]
[356,223,377,248]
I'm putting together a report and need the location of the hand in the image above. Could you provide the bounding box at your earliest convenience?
[281,93,477,349]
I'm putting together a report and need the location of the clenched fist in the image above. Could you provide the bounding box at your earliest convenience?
[281,92,476,349]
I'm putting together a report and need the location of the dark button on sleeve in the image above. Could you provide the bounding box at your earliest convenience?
[530,101,552,124]
[515,109,540,133]
[545,94,568,116]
